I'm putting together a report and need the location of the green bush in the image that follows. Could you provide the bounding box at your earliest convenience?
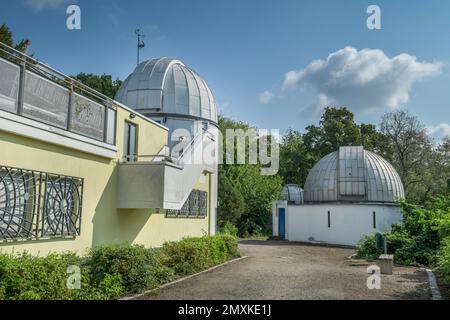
[438,237,450,281]
[0,252,80,300]
[356,235,381,260]
[0,235,241,300]
[87,243,173,293]
[357,195,450,267]
[219,222,239,237]
[159,235,241,275]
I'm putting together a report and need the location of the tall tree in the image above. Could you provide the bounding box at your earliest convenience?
[359,123,393,161]
[437,137,450,195]
[278,129,314,186]
[217,170,244,228]
[303,107,362,159]
[379,110,437,202]
[218,116,283,236]
[0,24,28,52]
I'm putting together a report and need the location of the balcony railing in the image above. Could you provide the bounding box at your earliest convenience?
[0,42,117,145]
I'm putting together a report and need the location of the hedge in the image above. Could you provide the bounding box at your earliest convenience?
[356,195,450,283]
[0,234,241,300]
[158,235,241,275]
[438,237,450,282]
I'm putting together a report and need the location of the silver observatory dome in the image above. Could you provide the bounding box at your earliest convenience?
[281,184,304,205]
[115,58,218,124]
[304,146,405,203]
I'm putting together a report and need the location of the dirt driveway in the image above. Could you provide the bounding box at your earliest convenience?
[143,240,431,300]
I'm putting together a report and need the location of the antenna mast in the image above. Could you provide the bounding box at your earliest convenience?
[135,29,145,66]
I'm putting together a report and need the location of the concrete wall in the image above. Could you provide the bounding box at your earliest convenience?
[282,203,402,246]
[0,104,212,255]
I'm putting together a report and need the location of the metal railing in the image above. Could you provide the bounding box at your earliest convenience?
[0,41,117,145]
[122,128,215,164]
[0,165,84,241]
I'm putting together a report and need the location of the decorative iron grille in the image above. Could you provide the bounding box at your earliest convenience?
[199,191,207,217]
[189,190,200,217]
[166,190,207,219]
[0,165,83,241]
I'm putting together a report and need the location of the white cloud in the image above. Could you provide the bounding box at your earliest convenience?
[426,123,450,143]
[282,46,442,113]
[259,90,274,105]
[25,0,72,12]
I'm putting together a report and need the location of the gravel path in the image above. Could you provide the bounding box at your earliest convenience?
[142,240,431,300]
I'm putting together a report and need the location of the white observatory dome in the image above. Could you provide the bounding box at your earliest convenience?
[304,146,405,203]
[115,58,218,124]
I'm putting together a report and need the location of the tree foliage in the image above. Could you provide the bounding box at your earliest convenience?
[279,107,393,187]
[73,73,123,99]
[0,24,28,53]
[217,171,244,227]
[380,110,449,203]
[217,116,283,236]
[303,107,362,159]
[278,107,449,204]
[357,195,450,267]
[278,129,313,186]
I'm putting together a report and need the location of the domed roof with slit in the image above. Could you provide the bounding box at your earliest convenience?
[303,146,404,203]
[115,58,218,123]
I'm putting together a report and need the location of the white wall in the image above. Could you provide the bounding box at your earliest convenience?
[285,204,402,246]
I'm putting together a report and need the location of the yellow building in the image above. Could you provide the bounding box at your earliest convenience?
[0,42,218,255]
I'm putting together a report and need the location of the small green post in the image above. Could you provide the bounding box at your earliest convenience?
[375,232,387,254]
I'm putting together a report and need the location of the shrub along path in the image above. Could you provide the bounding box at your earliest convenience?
[141,240,431,300]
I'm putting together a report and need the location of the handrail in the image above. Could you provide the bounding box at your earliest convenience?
[121,129,215,165]
[174,129,205,162]
[0,41,118,145]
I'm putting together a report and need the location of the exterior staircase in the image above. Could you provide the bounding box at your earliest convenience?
[117,129,216,210]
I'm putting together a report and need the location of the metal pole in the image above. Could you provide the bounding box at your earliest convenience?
[67,81,74,131]
[137,32,140,66]
[16,41,30,115]
[135,29,145,66]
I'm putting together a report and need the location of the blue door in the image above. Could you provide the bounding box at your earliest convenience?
[278,208,286,239]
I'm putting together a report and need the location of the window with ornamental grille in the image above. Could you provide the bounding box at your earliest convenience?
[199,191,207,217]
[179,198,190,217]
[189,190,200,217]
[165,189,208,219]
[0,165,83,241]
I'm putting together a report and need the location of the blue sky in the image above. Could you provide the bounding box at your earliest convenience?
[1,0,449,141]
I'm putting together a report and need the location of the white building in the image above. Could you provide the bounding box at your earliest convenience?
[273,146,405,246]
[115,58,219,234]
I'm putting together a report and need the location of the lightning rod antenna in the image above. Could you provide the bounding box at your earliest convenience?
[135,29,145,66]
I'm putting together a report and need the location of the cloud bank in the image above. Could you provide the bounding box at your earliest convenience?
[282,46,442,113]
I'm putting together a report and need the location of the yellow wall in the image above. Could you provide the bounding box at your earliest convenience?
[0,105,211,255]
[117,173,211,248]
